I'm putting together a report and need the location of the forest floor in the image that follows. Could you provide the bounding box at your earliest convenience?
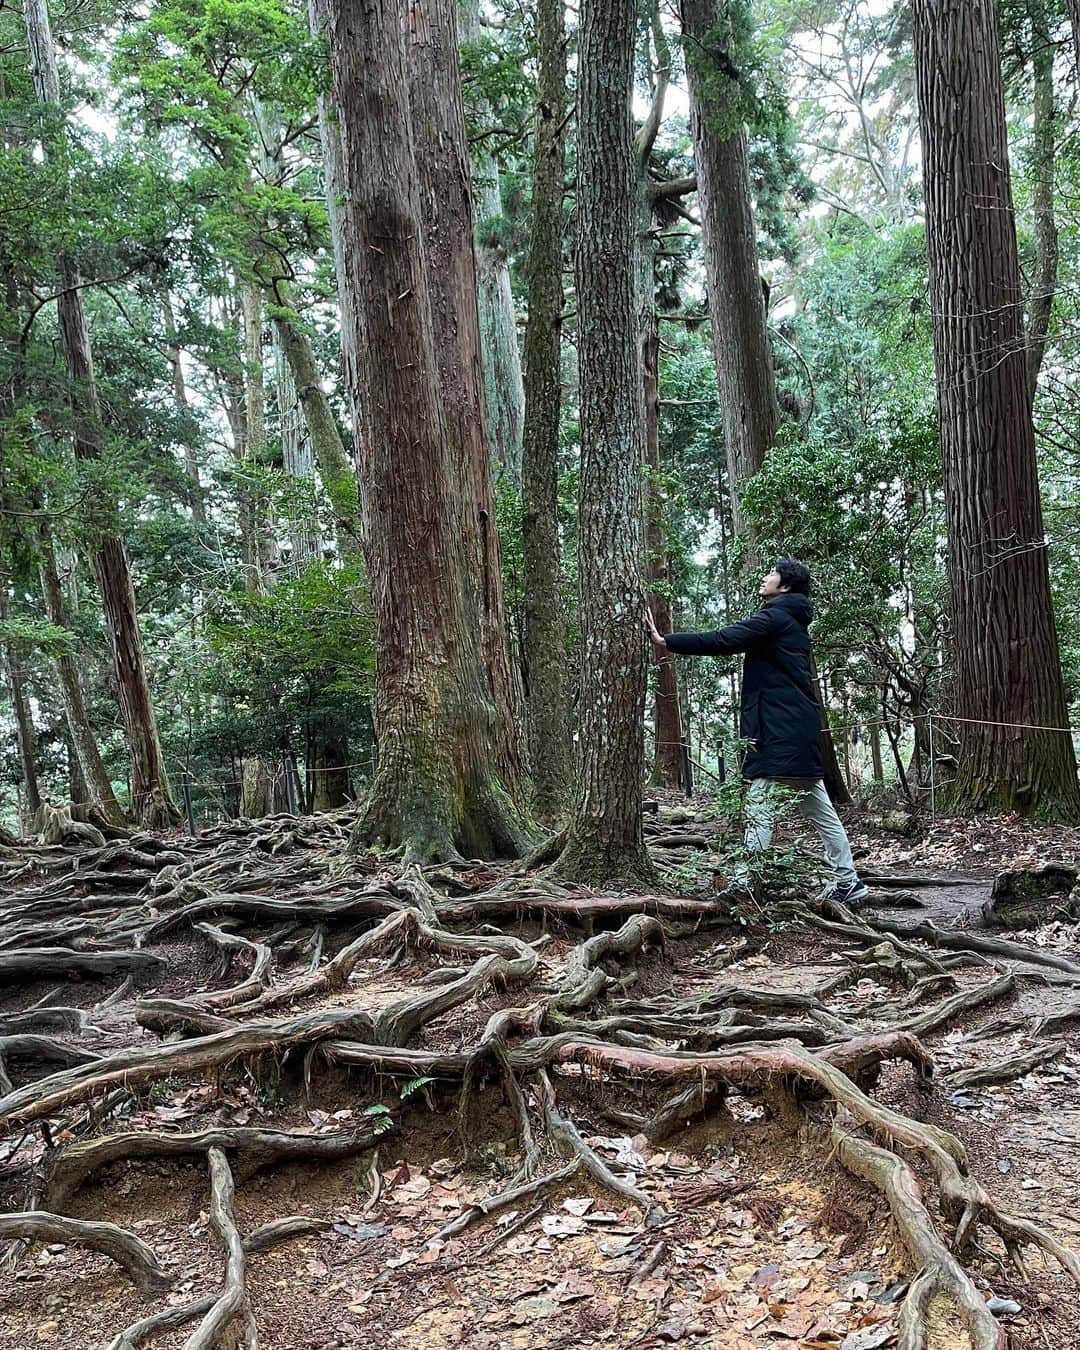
[0,800,1078,1350]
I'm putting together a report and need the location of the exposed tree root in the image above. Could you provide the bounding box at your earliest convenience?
[0,1008,382,1127]
[437,891,718,927]
[103,1218,328,1350]
[946,1040,1068,1089]
[827,902,1080,977]
[833,1118,1005,1350]
[188,923,272,1009]
[144,889,401,940]
[890,969,1015,1038]
[0,947,166,983]
[2,823,1076,1346]
[183,1148,247,1349]
[44,1125,391,1213]
[538,1069,666,1224]
[0,1211,172,1295]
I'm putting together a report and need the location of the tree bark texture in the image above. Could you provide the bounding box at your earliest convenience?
[679,0,778,545]
[161,289,206,524]
[912,0,1080,818]
[553,0,653,882]
[643,321,684,789]
[308,0,359,396]
[269,288,362,562]
[459,0,526,486]
[520,0,570,822]
[24,0,177,828]
[403,0,525,803]
[275,335,321,571]
[241,283,280,589]
[37,534,124,825]
[328,0,529,861]
[635,7,684,790]
[1024,27,1057,406]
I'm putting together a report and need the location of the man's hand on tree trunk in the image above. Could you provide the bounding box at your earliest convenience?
[645,609,668,660]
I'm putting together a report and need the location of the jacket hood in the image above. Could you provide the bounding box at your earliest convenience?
[767,592,814,627]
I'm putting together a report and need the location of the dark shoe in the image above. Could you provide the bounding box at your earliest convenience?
[823,879,869,907]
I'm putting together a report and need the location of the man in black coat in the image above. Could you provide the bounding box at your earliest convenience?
[647,558,866,904]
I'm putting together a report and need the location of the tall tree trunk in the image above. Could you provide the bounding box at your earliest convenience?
[328,0,529,862]
[0,590,42,819]
[460,0,526,488]
[644,319,684,788]
[912,0,1080,818]
[268,286,363,561]
[403,0,525,801]
[679,0,778,545]
[161,289,206,524]
[813,659,852,806]
[520,0,570,822]
[310,729,351,811]
[308,0,358,394]
[68,729,88,806]
[1025,25,1057,406]
[1069,0,1080,81]
[475,186,526,489]
[636,7,684,790]
[869,717,884,785]
[241,284,279,589]
[552,0,653,882]
[24,0,178,827]
[275,335,321,571]
[37,533,124,824]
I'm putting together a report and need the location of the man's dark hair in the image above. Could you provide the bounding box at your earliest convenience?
[776,558,812,595]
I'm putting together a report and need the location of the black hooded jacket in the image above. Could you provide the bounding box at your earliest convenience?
[664,592,823,780]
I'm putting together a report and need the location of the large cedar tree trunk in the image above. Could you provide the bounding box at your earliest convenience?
[403,0,525,801]
[644,321,684,789]
[552,0,654,882]
[912,0,1080,818]
[520,0,570,822]
[679,0,778,542]
[636,9,685,790]
[328,0,529,862]
[25,0,177,828]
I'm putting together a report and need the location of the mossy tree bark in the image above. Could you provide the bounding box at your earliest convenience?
[551,0,654,884]
[328,0,530,863]
[912,0,1080,818]
[520,0,570,822]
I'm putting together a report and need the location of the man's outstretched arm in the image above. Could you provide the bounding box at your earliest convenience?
[648,608,780,658]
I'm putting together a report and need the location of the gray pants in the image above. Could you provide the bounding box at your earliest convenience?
[744,777,857,884]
